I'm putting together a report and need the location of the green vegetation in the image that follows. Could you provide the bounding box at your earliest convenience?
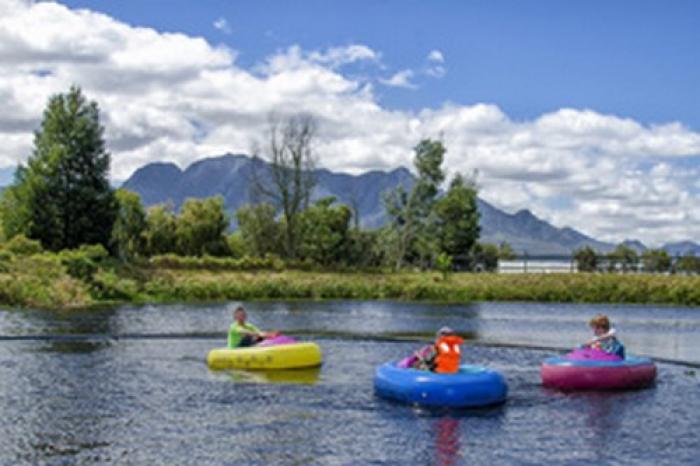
[1,239,700,309]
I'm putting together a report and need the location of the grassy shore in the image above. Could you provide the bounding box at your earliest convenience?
[143,269,700,306]
[2,252,700,309]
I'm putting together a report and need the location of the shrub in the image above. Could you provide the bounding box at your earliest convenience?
[58,245,108,282]
[2,235,43,256]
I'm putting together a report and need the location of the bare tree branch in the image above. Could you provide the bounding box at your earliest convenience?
[248,113,318,258]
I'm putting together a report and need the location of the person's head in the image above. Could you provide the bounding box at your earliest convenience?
[589,314,610,336]
[233,306,247,324]
[437,326,455,338]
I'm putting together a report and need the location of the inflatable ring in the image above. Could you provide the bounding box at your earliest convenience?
[207,339,322,370]
[374,362,508,408]
[541,349,656,391]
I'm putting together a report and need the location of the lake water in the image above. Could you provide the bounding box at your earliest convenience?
[0,301,698,465]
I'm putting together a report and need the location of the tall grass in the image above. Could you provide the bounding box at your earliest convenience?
[2,246,700,309]
[142,270,700,306]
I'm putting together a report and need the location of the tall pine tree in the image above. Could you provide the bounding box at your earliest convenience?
[0,86,117,251]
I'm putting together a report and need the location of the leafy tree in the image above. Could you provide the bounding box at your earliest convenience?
[471,243,499,272]
[434,174,480,258]
[642,249,671,273]
[111,189,146,261]
[176,197,229,256]
[236,202,283,257]
[0,86,116,250]
[606,244,639,273]
[574,246,598,272]
[143,204,178,256]
[384,139,445,269]
[297,197,352,266]
[227,232,248,258]
[345,229,385,269]
[251,114,317,259]
[498,241,516,260]
[675,254,700,275]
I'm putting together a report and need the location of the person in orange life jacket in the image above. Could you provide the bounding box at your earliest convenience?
[433,326,464,374]
[409,327,464,373]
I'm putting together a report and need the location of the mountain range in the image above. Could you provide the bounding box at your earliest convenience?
[4,154,698,256]
[120,153,700,256]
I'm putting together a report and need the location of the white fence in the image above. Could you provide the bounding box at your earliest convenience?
[498,259,576,274]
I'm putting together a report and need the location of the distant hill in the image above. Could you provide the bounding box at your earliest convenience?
[662,241,700,256]
[619,239,647,254]
[121,154,697,255]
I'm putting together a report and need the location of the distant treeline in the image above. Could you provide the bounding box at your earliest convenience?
[573,245,700,275]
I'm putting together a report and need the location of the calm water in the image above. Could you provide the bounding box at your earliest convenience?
[0,301,699,465]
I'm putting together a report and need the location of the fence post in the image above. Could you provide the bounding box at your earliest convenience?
[523,251,528,273]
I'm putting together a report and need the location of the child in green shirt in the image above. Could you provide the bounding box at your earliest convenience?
[228,306,276,348]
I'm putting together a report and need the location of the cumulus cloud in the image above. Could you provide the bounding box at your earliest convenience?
[213,17,231,34]
[379,69,417,89]
[0,1,699,245]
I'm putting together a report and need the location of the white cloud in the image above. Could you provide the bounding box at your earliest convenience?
[0,0,699,245]
[379,69,417,89]
[427,49,444,63]
[425,49,446,78]
[213,17,231,34]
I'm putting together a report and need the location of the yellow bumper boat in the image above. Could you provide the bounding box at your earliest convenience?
[207,336,322,370]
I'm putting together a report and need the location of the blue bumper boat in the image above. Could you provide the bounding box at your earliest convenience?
[374,362,508,408]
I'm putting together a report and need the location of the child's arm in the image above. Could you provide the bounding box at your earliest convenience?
[586,328,617,346]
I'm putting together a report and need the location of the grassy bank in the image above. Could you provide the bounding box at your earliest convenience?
[143,269,700,306]
[1,249,700,309]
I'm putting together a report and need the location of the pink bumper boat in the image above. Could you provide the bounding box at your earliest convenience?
[541,348,656,391]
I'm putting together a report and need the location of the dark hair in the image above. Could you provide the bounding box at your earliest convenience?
[233,306,246,314]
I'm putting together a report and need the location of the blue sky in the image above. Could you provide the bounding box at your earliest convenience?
[61,0,700,129]
[2,0,700,244]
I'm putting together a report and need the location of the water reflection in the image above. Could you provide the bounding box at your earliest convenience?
[222,367,321,384]
[433,416,462,466]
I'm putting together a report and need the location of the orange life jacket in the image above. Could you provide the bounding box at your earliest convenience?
[434,335,464,374]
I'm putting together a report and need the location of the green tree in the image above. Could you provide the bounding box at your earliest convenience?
[642,249,671,273]
[434,174,480,258]
[498,241,516,260]
[606,244,639,273]
[0,86,116,250]
[297,197,352,266]
[236,202,283,257]
[574,246,598,272]
[471,243,499,272]
[675,254,700,275]
[176,197,230,256]
[111,189,147,261]
[226,232,249,258]
[384,139,445,269]
[345,229,385,269]
[143,204,178,256]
